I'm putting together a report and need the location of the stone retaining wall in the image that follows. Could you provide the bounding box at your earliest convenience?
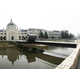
[56,44,80,69]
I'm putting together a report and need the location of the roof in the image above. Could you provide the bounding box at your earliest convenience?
[0,30,3,32]
[21,29,27,32]
[7,19,16,26]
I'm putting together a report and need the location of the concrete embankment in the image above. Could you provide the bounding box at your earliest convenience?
[56,44,80,69]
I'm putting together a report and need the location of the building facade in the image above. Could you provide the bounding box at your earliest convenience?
[27,28,47,39]
[0,19,62,41]
[0,19,28,41]
[47,30,61,39]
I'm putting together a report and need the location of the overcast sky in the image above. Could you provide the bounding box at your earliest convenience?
[0,0,80,35]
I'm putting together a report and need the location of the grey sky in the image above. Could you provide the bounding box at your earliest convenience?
[0,0,80,35]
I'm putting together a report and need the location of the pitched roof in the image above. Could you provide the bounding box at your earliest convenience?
[0,30,3,32]
[21,29,27,32]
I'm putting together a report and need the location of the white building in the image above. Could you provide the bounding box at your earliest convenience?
[27,28,46,39]
[47,30,61,39]
[0,19,28,41]
[27,28,61,39]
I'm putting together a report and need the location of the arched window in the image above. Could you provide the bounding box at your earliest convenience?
[1,36,3,40]
[11,36,14,40]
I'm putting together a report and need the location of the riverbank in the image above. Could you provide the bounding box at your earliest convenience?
[0,41,16,48]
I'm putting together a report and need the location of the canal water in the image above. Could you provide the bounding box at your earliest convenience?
[0,45,74,69]
[76,56,80,69]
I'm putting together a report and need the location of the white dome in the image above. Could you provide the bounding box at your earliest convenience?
[6,19,18,30]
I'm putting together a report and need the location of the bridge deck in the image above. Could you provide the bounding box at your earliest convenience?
[16,40,77,48]
[34,41,77,48]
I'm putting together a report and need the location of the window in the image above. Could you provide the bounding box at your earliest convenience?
[22,36,25,40]
[11,36,14,40]
[19,36,21,40]
[3,36,6,40]
[0,36,3,40]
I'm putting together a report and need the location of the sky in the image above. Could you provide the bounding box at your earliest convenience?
[0,0,80,35]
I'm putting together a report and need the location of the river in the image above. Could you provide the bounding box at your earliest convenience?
[0,45,74,69]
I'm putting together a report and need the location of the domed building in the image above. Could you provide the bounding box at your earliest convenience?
[0,19,28,41]
[6,19,19,41]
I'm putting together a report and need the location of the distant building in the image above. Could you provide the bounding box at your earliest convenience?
[27,28,46,39]
[0,19,62,41]
[47,30,61,39]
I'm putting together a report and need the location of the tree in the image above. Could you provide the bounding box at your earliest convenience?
[61,31,66,39]
[44,31,48,39]
[61,30,74,39]
[39,31,44,38]
[65,31,69,39]
[69,33,74,39]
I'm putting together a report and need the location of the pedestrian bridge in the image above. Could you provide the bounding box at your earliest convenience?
[34,41,77,48]
[16,40,77,48]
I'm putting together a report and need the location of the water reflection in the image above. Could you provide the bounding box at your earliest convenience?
[0,47,20,64]
[6,48,20,64]
[0,46,64,68]
[20,47,64,65]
